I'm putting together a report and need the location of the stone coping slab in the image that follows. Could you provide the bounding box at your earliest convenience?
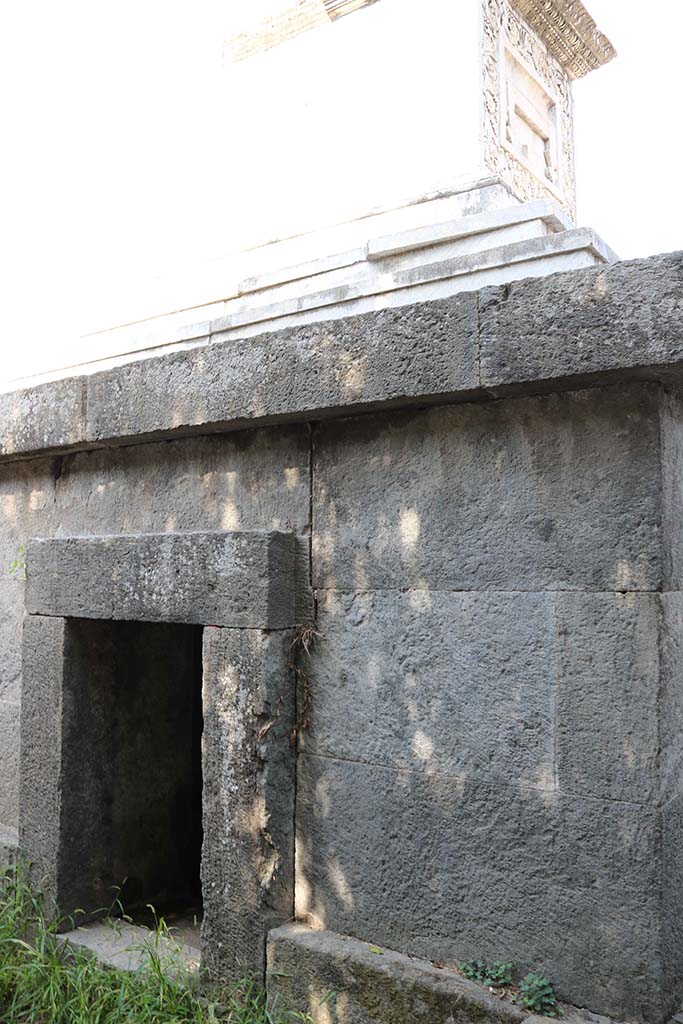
[25,531,296,628]
[266,924,629,1024]
[0,253,681,462]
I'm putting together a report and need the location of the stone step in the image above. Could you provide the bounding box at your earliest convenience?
[267,923,627,1024]
[57,919,200,975]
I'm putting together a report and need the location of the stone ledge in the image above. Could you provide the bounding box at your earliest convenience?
[266,924,628,1024]
[1,253,681,462]
[25,531,297,629]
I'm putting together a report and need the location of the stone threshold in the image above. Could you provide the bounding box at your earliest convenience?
[57,918,200,976]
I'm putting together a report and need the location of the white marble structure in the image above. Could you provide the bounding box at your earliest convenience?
[7,0,615,388]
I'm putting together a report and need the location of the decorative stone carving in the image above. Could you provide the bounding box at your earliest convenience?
[511,0,616,79]
[482,0,577,217]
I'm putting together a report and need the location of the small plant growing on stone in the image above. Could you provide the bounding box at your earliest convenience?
[515,973,561,1016]
[459,959,513,988]
[485,961,513,987]
[9,544,26,581]
[459,959,489,982]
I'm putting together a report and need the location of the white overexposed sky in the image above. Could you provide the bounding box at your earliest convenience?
[0,0,681,384]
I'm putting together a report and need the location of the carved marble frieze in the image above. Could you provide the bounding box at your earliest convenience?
[511,0,616,79]
[482,0,577,218]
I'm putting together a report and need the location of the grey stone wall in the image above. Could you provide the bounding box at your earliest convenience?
[297,382,681,1023]
[2,255,682,1023]
[0,427,310,826]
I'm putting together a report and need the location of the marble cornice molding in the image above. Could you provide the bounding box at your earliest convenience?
[511,0,616,78]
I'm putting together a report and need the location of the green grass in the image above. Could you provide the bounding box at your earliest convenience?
[0,865,304,1024]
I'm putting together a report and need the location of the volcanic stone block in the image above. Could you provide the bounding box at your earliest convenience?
[663,794,683,1015]
[25,530,296,628]
[0,700,20,828]
[266,923,527,1024]
[555,592,661,804]
[312,384,661,591]
[661,593,683,805]
[660,390,683,590]
[201,626,295,982]
[19,615,66,898]
[85,295,478,445]
[295,753,663,1021]
[0,377,85,458]
[0,580,24,703]
[479,251,683,388]
[304,590,556,789]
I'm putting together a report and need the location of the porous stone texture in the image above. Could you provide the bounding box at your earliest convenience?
[267,923,527,1024]
[555,592,661,804]
[480,251,683,388]
[304,590,558,790]
[1,427,311,827]
[0,825,18,870]
[662,794,683,1014]
[312,384,662,592]
[661,389,683,590]
[201,627,296,982]
[85,295,478,445]
[658,594,683,807]
[19,615,66,899]
[0,377,85,458]
[295,755,664,1022]
[3,261,683,1021]
[0,700,20,826]
[25,530,296,628]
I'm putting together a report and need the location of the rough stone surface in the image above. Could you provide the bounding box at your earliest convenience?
[50,429,313,623]
[555,592,661,804]
[662,794,683,1017]
[85,295,478,445]
[25,530,296,628]
[19,615,66,897]
[661,389,683,590]
[480,251,683,388]
[0,825,18,870]
[0,377,85,458]
[660,594,683,806]
[267,923,527,1024]
[304,590,557,790]
[295,754,664,1022]
[201,627,296,982]
[312,384,661,591]
[0,581,24,704]
[0,701,20,827]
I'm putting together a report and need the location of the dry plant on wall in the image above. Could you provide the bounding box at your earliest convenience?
[289,623,321,748]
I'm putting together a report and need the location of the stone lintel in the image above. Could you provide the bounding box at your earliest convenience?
[25,531,296,629]
[0,253,681,463]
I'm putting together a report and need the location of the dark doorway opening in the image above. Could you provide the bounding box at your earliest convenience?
[58,619,203,926]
